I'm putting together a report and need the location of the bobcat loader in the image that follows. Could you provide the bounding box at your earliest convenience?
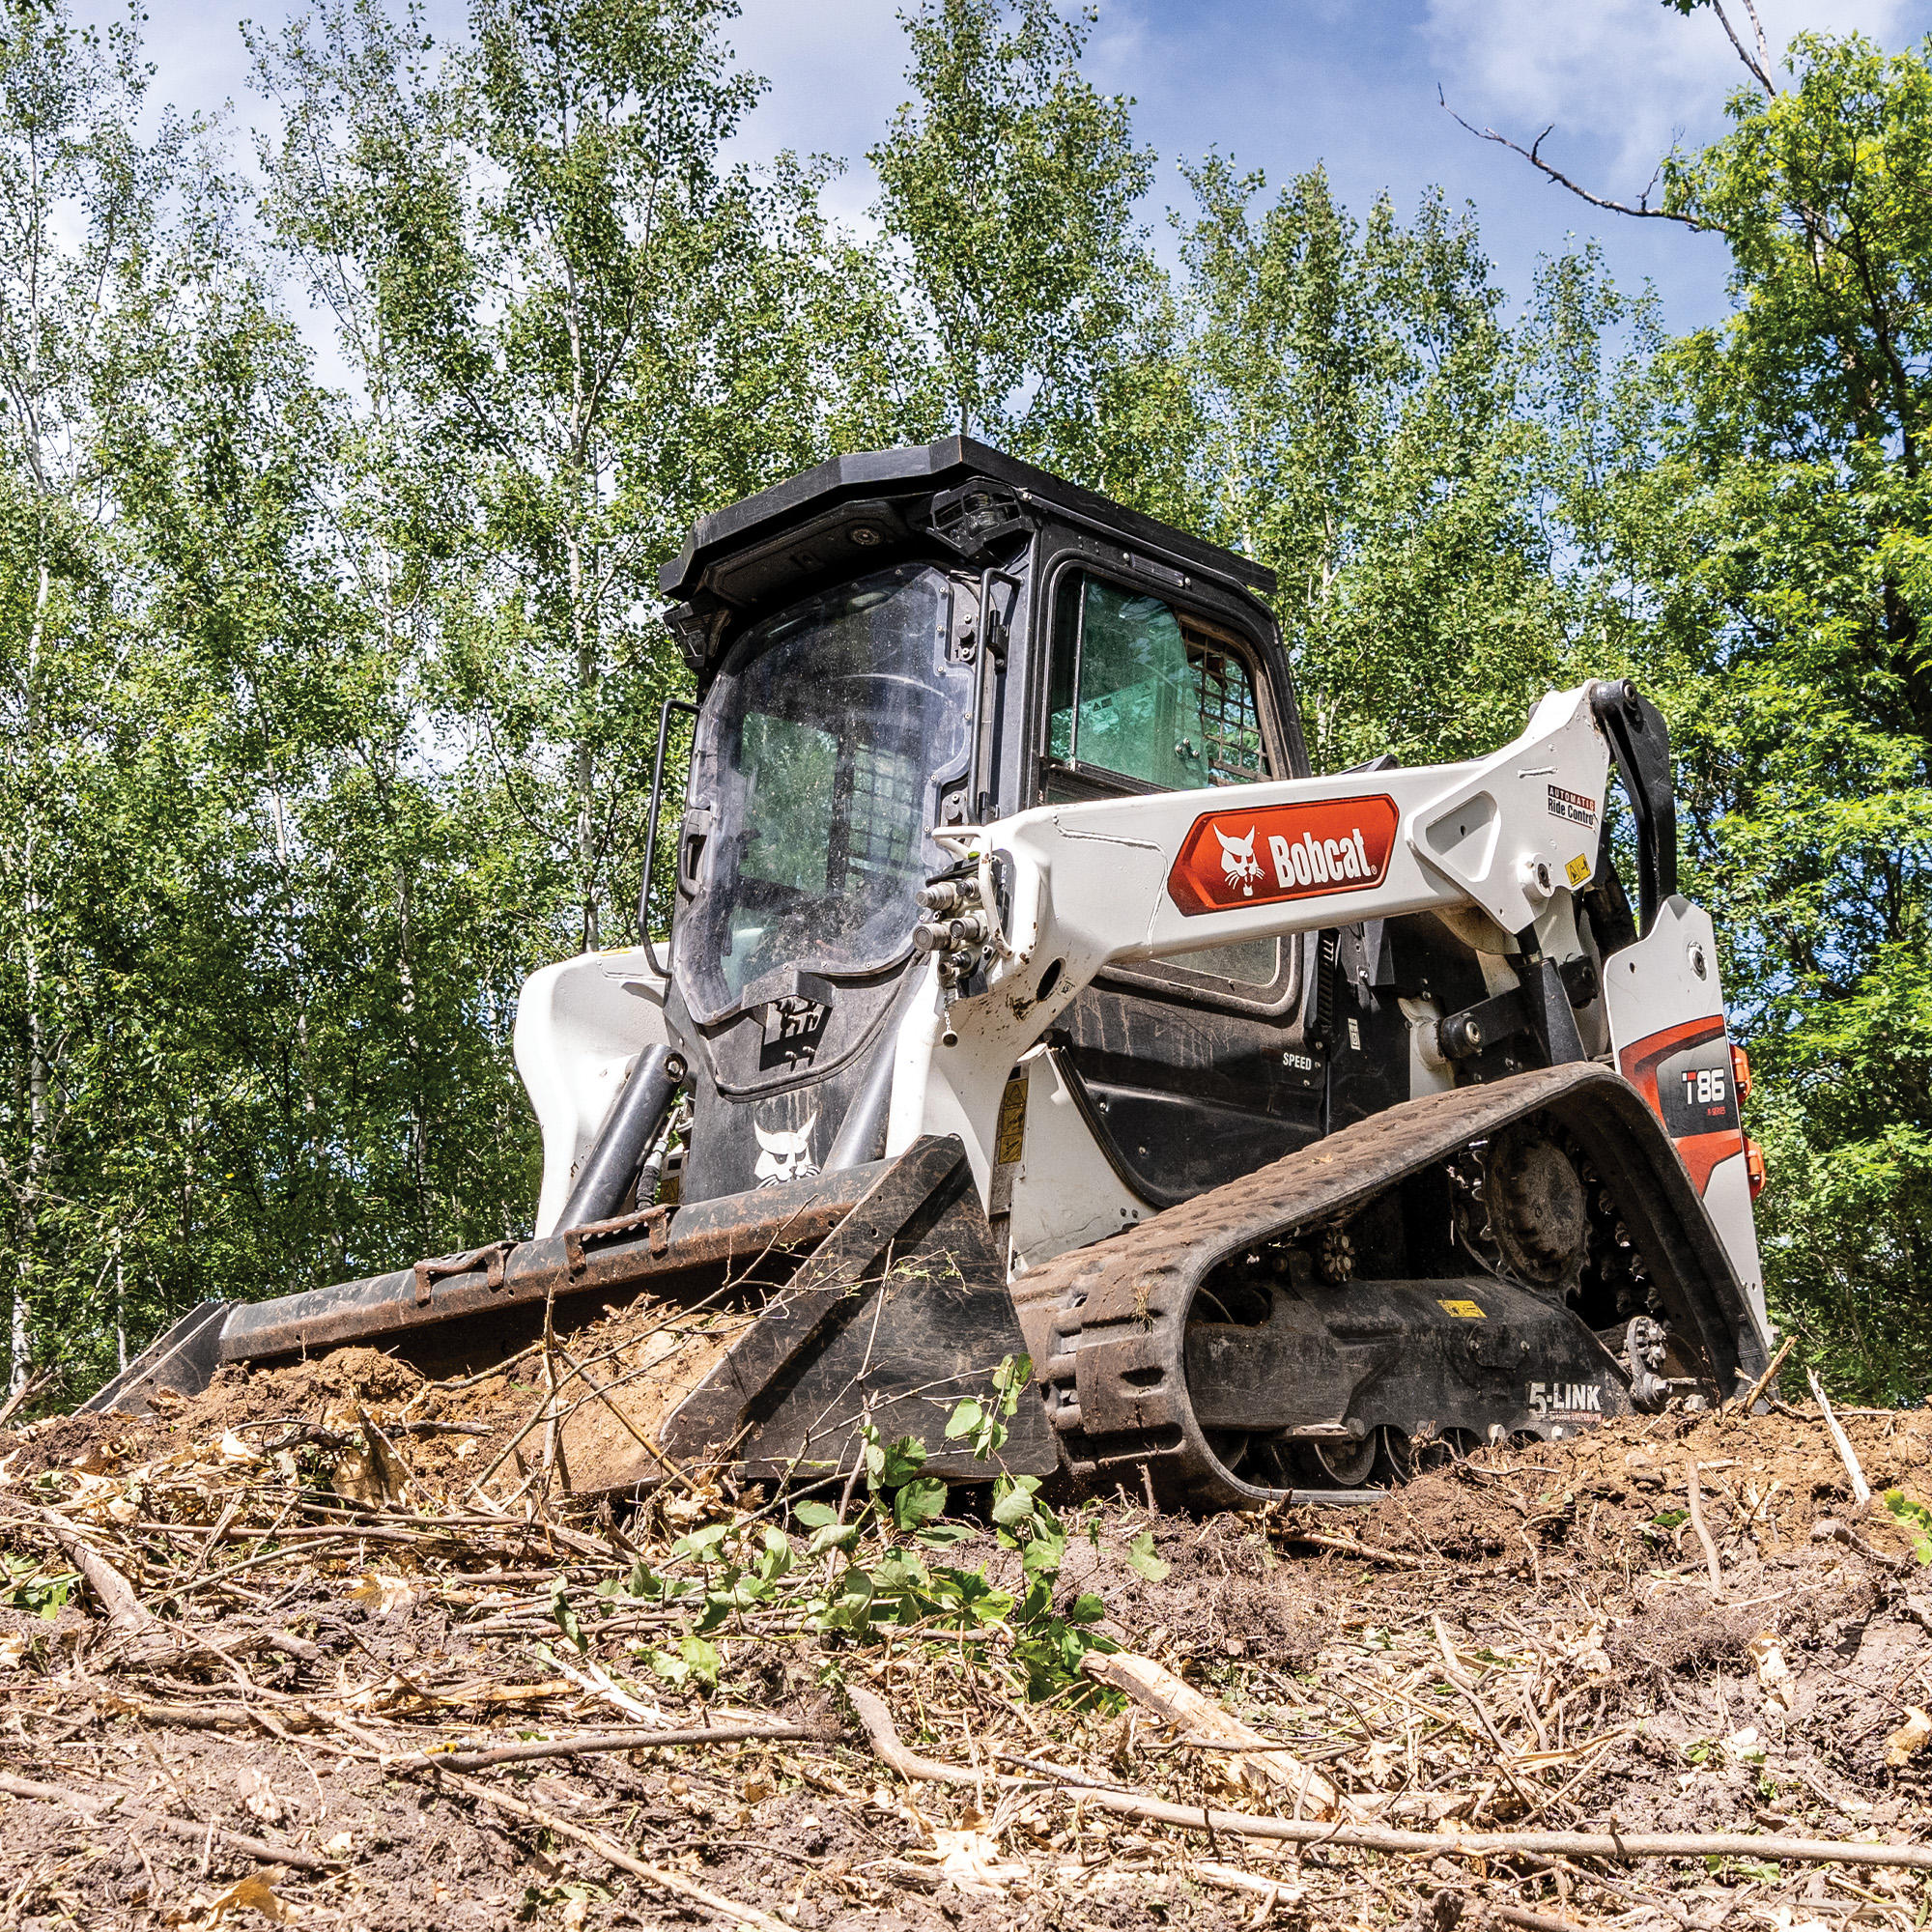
[92,440,1774,1508]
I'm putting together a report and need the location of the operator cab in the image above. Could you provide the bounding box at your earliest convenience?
[656,439,1331,1209]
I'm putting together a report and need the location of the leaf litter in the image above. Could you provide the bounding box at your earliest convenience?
[0,1346,1929,1931]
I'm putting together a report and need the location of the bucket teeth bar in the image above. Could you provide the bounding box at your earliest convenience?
[1010,1062,1766,1512]
[87,1165,892,1418]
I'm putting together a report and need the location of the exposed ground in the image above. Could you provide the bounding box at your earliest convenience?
[2,1348,1930,1932]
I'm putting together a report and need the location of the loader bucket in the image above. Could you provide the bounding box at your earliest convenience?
[87,1135,1057,1494]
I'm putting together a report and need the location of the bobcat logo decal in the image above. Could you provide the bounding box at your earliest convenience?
[753,1113,819,1187]
[1215,824,1263,896]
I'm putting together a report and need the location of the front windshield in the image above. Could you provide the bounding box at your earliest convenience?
[680,563,970,1016]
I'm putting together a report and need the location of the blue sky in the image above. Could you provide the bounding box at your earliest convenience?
[127,0,1930,347]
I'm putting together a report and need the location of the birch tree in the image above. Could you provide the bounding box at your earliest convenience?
[0,9,185,1389]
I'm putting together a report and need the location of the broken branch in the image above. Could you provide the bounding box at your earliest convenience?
[1807,1369,1873,1506]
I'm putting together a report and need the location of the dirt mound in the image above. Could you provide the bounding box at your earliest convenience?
[0,1292,753,1508]
[4,1377,1931,1930]
[1333,1402,1932,1583]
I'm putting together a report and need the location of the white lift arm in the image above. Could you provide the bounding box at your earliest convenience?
[886,684,1620,1189]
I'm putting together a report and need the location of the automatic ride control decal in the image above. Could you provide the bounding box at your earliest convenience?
[1167,793,1400,917]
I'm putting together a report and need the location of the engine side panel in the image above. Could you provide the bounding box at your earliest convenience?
[1602,895,1768,1340]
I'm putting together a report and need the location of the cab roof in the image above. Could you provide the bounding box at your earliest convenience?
[658,437,1276,607]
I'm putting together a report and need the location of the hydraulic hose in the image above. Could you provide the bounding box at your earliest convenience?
[557,1043,687,1231]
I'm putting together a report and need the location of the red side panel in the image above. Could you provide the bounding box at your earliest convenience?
[1617,1015,1746,1197]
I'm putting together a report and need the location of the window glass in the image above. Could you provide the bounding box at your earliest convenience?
[681,563,968,1014]
[1048,575,1271,789]
[1049,572,1283,993]
[1164,933,1282,988]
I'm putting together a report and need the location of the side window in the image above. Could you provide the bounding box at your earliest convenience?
[1047,573,1271,790]
[1047,570,1286,998]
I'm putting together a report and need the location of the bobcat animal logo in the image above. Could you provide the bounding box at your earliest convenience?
[753,1113,819,1186]
[1215,824,1263,897]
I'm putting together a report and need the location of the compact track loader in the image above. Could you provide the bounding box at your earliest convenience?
[93,440,1775,1508]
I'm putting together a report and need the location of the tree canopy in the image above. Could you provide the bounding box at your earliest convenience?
[0,0,1926,1404]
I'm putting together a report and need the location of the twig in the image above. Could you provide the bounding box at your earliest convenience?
[1812,1519,1913,1576]
[846,1685,1932,1869]
[383,1720,828,1772]
[1684,1464,1724,1590]
[1080,1648,1349,1819]
[1807,1370,1873,1507]
[421,1764,786,1929]
[35,1510,156,1634]
[1492,1905,1605,1932]
[1432,1615,1543,1813]
[0,1771,339,1873]
[0,1366,55,1431]
[1436,90,1707,230]
[1280,1528,1425,1572]
[1737,1336,1793,1414]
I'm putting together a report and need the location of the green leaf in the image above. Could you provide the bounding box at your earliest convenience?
[930,1567,1013,1624]
[1884,1490,1932,1564]
[549,1579,585,1655]
[915,1521,975,1548]
[991,1476,1040,1527]
[815,1568,875,1634]
[1125,1530,1170,1581]
[807,1520,862,1557]
[792,1501,840,1529]
[670,1523,731,1565]
[1020,1522,1067,1579]
[943,1398,984,1440]
[677,1635,722,1691]
[876,1435,927,1489]
[992,1353,1033,1417]
[893,1474,949,1531]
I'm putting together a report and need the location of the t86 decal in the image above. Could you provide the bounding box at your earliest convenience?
[1168,794,1400,917]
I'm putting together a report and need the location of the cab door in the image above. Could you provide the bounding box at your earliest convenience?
[1027,556,1327,1208]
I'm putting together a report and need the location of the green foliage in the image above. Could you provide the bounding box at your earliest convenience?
[0,1554,76,1619]
[573,1376,1118,1702]
[1602,28,1932,1394]
[869,0,1189,503]
[1883,1489,1932,1563]
[2,0,1926,1416]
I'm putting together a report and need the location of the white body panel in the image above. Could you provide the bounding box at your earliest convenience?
[1603,896,1770,1342]
[1003,1048,1148,1270]
[513,949,668,1237]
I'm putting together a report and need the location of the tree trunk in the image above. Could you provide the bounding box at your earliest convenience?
[14,558,52,1395]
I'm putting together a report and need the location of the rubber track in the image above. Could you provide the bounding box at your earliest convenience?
[1009,1063,1756,1512]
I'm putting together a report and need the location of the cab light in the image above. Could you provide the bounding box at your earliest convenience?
[1731,1041,1753,1106]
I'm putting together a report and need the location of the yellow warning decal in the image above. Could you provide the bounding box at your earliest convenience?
[1437,1298,1486,1319]
[1565,853,1591,887]
[993,1071,1028,1167]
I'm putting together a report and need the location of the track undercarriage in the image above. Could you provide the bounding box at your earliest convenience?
[1010,1063,1762,1510]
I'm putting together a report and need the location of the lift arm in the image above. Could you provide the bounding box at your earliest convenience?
[886,684,1618,1190]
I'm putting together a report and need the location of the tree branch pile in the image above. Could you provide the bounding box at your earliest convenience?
[2,1352,1930,1929]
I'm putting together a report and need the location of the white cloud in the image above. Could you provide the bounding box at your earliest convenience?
[1425,0,1923,188]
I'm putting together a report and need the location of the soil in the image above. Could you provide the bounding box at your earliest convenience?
[3,1363,1930,1932]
